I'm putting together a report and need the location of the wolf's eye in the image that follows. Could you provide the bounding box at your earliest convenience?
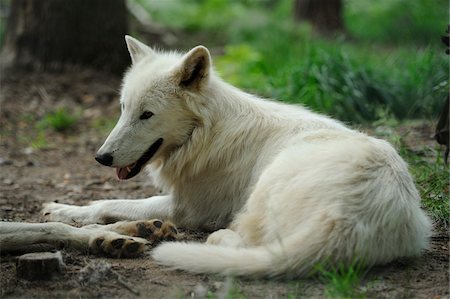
[140,111,154,120]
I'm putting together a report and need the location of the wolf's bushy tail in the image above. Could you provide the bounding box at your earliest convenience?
[151,233,325,277]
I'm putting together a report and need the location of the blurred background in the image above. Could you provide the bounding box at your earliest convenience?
[0,0,448,123]
[0,2,448,297]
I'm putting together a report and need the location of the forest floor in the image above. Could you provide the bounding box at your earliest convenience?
[0,69,448,298]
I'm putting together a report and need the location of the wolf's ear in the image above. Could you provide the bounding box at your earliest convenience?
[125,35,155,64]
[176,46,211,90]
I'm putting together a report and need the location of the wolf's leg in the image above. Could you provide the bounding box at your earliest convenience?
[83,219,179,243]
[0,222,148,257]
[42,195,173,225]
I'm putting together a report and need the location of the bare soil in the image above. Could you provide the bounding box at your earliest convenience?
[0,69,448,298]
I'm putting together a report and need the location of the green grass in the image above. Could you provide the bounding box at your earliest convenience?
[29,131,49,149]
[315,261,366,299]
[14,108,78,149]
[17,131,49,150]
[37,107,78,132]
[407,149,449,226]
[215,37,447,123]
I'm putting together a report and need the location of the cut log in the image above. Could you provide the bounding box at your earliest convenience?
[16,251,65,280]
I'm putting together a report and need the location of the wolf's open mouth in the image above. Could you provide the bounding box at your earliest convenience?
[116,138,163,180]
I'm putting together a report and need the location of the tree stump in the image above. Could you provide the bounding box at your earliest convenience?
[16,251,65,280]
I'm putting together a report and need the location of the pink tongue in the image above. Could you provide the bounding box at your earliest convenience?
[116,167,130,180]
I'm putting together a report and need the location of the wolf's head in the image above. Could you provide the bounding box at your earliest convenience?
[95,36,211,180]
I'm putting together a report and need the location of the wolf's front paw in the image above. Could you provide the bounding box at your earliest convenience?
[42,202,95,225]
[112,219,179,244]
[89,233,148,258]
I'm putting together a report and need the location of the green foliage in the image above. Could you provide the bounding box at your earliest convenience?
[215,44,264,88]
[315,261,366,299]
[216,39,447,122]
[137,0,264,33]
[140,0,447,122]
[143,0,447,46]
[29,131,49,149]
[38,107,78,132]
[345,0,448,45]
[407,149,449,226]
[17,131,49,150]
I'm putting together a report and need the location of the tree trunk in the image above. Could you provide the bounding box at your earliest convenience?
[435,26,450,163]
[294,0,343,34]
[2,0,128,73]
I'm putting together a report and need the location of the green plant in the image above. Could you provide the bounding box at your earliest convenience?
[144,0,447,46]
[216,36,447,123]
[30,131,49,149]
[38,107,77,132]
[137,0,261,33]
[407,149,449,226]
[345,0,448,45]
[224,278,246,299]
[18,131,49,150]
[315,261,366,299]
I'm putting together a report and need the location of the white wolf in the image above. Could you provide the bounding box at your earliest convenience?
[1,36,431,277]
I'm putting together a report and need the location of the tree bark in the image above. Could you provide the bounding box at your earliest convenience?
[435,26,450,163]
[294,0,343,34]
[2,0,128,73]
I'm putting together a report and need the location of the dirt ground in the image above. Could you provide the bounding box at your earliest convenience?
[0,69,448,298]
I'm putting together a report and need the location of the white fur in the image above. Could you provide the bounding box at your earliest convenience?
[13,36,432,277]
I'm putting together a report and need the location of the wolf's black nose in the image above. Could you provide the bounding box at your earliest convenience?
[95,153,113,166]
